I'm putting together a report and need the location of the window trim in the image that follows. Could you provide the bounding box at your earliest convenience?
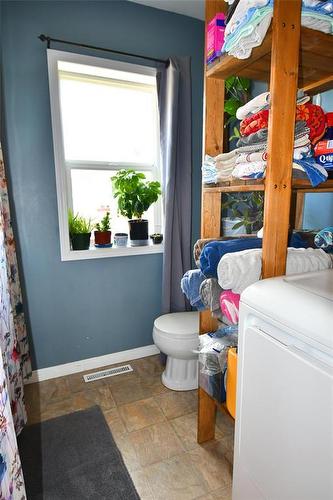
[47,49,163,261]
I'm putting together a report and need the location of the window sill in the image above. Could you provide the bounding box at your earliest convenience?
[62,243,164,262]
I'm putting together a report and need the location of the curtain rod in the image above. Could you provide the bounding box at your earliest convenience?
[38,34,168,66]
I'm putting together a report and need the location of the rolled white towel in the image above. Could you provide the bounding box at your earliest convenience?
[218,248,262,293]
[218,247,333,294]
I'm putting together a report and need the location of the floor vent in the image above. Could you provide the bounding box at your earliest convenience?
[83,364,133,383]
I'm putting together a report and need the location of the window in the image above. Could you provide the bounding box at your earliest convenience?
[47,50,162,260]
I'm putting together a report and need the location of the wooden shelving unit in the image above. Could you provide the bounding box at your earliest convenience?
[198,0,333,444]
[206,26,333,95]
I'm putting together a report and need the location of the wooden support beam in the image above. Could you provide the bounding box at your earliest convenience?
[197,0,226,445]
[262,0,302,278]
[302,75,333,96]
[201,191,222,238]
[197,388,217,443]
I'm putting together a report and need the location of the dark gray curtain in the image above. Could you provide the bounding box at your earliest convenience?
[157,57,192,313]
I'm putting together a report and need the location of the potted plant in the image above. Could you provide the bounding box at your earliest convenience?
[111,169,161,246]
[94,211,111,246]
[150,233,163,244]
[68,209,94,250]
[222,192,264,235]
[224,76,251,146]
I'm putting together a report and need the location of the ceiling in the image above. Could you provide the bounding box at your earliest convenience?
[127,0,205,20]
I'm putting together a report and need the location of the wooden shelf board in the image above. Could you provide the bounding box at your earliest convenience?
[203,178,333,193]
[206,26,333,94]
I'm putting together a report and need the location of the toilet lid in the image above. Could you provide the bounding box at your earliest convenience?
[154,311,199,337]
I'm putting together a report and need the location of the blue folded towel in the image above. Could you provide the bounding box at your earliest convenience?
[181,269,206,310]
[200,233,308,278]
[314,227,333,251]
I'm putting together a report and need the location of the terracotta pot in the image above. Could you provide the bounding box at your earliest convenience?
[94,231,111,245]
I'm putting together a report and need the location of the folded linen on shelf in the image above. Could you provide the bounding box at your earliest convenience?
[314,227,333,250]
[218,248,263,293]
[303,0,333,15]
[236,151,268,163]
[199,278,225,320]
[218,247,333,293]
[219,290,240,324]
[302,9,333,34]
[222,0,333,60]
[293,158,328,186]
[202,233,308,279]
[202,155,218,184]
[240,109,269,136]
[236,92,270,120]
[236,121,309,150]
[226,10,273,59]
[181,269,206,310]
[236,91,311,121]
[296,103,326,144]
[193,238,223,267]
[200,237,263,278]
[232,160,266,179]
[202,152,237,184]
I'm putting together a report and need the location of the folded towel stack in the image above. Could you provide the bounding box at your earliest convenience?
[230,93,327,186]
[202,91,327,187]
[202,151,237,185]
[222,0,333,61]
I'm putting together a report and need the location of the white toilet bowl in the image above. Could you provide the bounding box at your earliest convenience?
[153,311,199,391]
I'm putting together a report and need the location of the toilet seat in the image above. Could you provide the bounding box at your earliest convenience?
[154,312,199,340]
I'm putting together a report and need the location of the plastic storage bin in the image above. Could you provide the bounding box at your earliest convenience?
[226,347,238,418]
[199,360,226,404]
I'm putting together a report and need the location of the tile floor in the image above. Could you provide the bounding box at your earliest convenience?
[24,355,234,500]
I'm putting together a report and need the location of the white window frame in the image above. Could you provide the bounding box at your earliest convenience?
[47,49,163,261]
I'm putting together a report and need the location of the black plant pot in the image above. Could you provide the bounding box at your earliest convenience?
[128,219,148,246]
[71,233,91,251]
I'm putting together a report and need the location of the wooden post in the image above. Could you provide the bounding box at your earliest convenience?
[200,0,226,335]
[262,0,302,278]
[197,0,227,444]
[198,388,217,443]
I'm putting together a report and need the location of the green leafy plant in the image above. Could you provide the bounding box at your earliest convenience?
[222,192,264,234]
[111,169,161,220]
[95,211,111,232]
[224,77,250,142]
[68,209,94,234]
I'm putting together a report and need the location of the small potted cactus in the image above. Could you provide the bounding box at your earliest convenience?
[94,212,111,246]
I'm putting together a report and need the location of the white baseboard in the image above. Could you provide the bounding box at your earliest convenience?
[26,344,160,384]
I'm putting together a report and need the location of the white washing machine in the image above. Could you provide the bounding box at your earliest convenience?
[232,269,333,500]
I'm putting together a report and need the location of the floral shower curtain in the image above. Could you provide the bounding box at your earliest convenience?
[0,146,31,499]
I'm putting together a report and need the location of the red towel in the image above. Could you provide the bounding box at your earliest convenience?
[240,103,326,145]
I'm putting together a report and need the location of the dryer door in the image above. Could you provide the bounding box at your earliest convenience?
[233,325,333,500]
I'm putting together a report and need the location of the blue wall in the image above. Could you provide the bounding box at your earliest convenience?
[1,1,205,369]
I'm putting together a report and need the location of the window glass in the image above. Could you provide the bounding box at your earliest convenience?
[59,75,156,163]
[48,52,162,258]
[71,169,155,236]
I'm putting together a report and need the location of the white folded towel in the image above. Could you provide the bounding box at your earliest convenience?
[218,247,333,294]
[236,92,270,120]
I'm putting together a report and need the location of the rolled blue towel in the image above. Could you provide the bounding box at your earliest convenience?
[200,233,308,278]
[181,269,206,310]
[200,238,262,278]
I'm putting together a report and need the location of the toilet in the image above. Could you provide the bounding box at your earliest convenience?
[153,311,199,391]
